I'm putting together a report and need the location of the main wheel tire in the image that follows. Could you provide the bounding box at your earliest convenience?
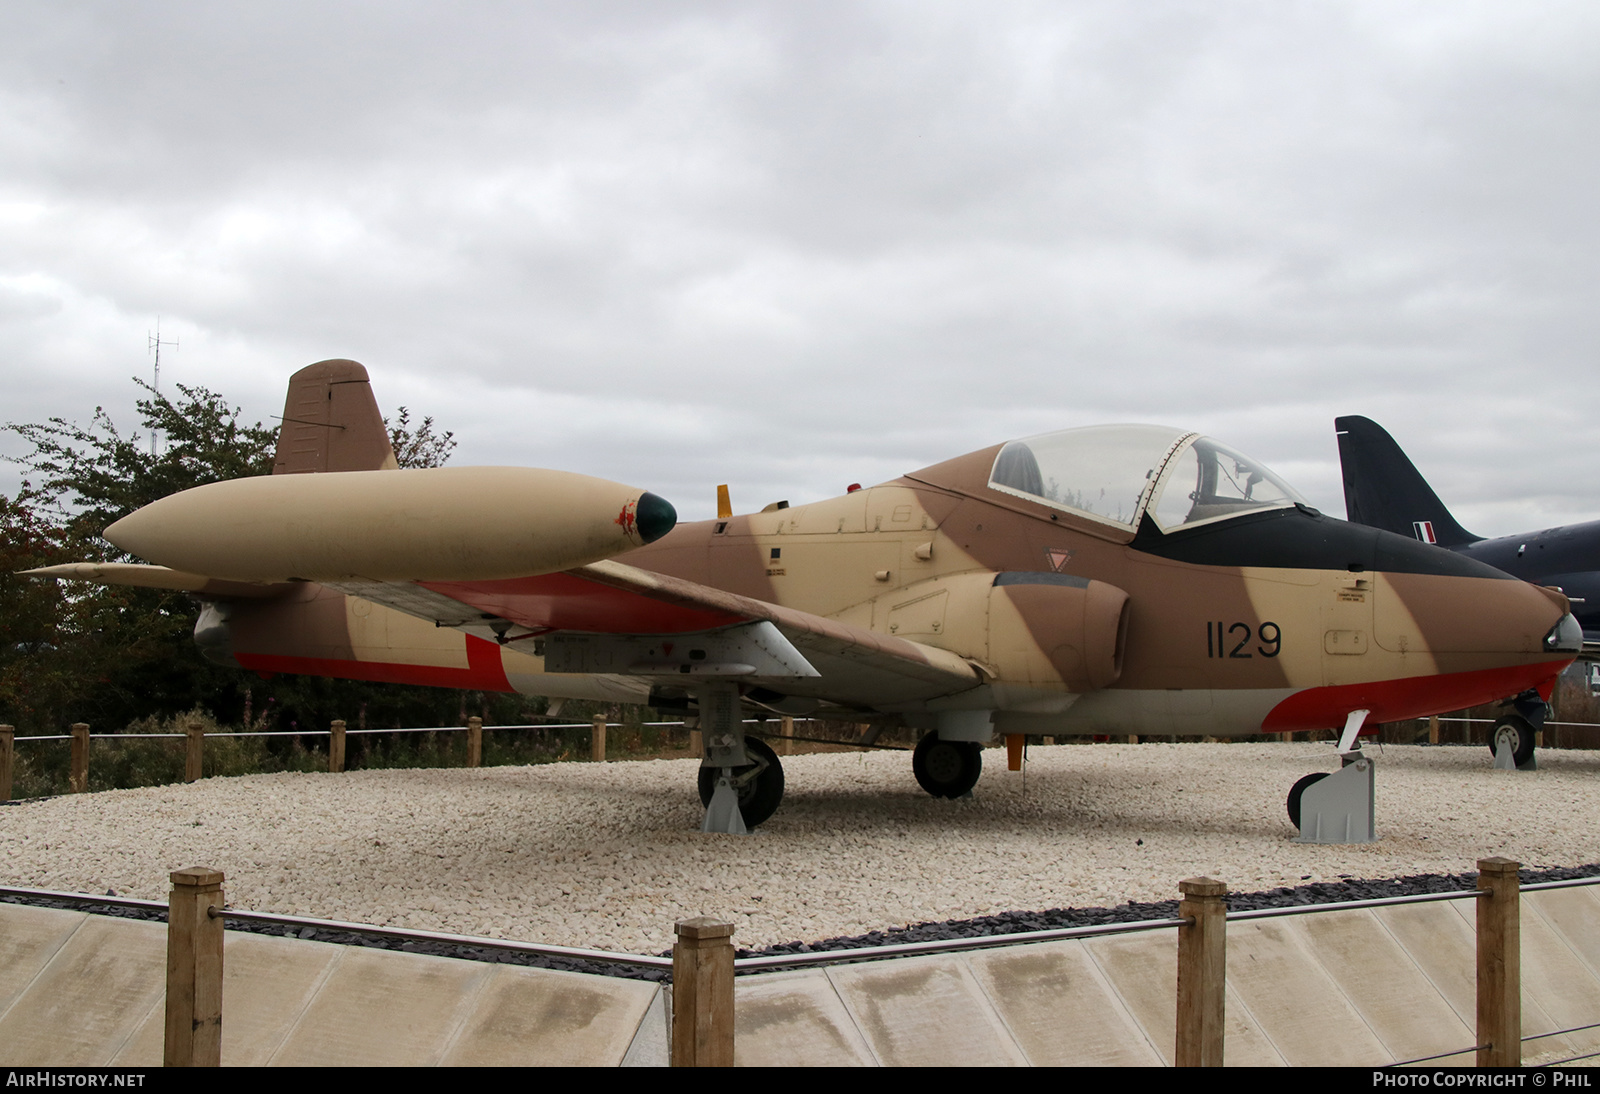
[1287,772,1330,830]
[913,733,983,799]
[697,737,785,828]
[1488,715,1536,767]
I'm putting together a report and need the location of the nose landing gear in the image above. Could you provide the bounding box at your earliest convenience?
[1288,709,1376,844]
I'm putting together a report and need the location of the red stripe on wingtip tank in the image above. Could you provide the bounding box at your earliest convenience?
[235,635,513,693]
[1262,661,1571,731]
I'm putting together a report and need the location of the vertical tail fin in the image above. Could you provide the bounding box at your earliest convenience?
[271,360,399,474]
[1335,415,1479,547]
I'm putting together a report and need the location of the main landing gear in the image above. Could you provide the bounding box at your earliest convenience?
[698,737,785,828]
[695,683,786,834]
[1489,715,1537,768]
[912,733,983,798]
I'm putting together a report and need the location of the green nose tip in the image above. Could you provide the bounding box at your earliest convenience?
[636,491,678,544]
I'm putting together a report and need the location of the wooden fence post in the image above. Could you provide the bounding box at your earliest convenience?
[1175,875,1227,1067]
[1477,857,1521,1067]
[69,723,90,793]
[0,725,12,802]
[165,867,225,1067]
[779,715,794,757]
[466,716,483,767]
[672,917,734,1067]
[591,714,607,762]
[1429,715,1441,744]
[328,720,346,774]
[184,719,205,783]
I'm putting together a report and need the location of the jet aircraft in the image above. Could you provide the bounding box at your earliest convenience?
[1336,414,1600,764]
[26,364,1582,832]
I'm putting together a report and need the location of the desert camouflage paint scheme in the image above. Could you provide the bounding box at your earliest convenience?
[618,438,1578,739]
[27,362,1582,821]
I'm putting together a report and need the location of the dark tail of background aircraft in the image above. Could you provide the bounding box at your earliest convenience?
[1335,415,1480,547]
[271,359,399,475]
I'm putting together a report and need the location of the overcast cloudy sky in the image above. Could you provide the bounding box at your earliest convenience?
[3,2,1597,532]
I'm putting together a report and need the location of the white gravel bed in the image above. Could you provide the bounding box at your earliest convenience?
[3,742,1596,955]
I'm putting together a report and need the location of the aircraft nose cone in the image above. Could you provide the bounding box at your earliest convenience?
[635,491,677,544]
[1546,612,1584,654]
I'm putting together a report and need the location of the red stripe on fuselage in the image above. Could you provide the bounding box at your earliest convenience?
[234,635,514,693]
[1262,660,1571,731]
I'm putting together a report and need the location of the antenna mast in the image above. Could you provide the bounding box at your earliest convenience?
[148,319,178,455]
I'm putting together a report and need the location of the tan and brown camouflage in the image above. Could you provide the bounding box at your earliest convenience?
[26,360,1581,818]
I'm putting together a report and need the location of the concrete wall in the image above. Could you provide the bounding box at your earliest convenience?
[4,887,1599,1066]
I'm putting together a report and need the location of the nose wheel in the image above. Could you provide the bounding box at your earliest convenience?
[1286,772,1329,829]
[1288,709,1376,842]
[1288,753,1375,843]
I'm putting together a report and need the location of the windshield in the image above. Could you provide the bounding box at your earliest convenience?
[1149,436,1308,530]
[988,425,1305,532]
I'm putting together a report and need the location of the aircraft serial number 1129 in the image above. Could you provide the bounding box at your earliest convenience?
[32,362,1581,834]
[1206,622,1282,659]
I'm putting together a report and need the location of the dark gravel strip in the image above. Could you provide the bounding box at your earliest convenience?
[7,862,1598,982]
[733,863,1600,962]
[0,889,669,982]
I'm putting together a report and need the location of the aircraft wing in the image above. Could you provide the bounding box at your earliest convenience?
[322,559,983,710]
[21,562,296,600]
[26,558,983,710]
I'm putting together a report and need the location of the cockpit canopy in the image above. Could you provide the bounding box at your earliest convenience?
[989,425,1307,534]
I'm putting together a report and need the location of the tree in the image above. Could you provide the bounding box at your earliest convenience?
[1,378,472,734]
[0,483,77,729]
[384,406,457,470]
[8,380,278,554]
[1,382,281,731]
[10,380,456,546]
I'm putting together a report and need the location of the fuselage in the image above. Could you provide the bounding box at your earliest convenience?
[621,441,1576,735]
[199,428,1579,738]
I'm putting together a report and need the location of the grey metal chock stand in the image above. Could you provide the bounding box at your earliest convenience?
[698,683,750,835]
[1493,741,1518,771]
[1295,751,1376,844]
[700,776,748,836]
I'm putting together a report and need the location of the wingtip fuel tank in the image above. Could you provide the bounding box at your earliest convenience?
[104,467,677,583]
